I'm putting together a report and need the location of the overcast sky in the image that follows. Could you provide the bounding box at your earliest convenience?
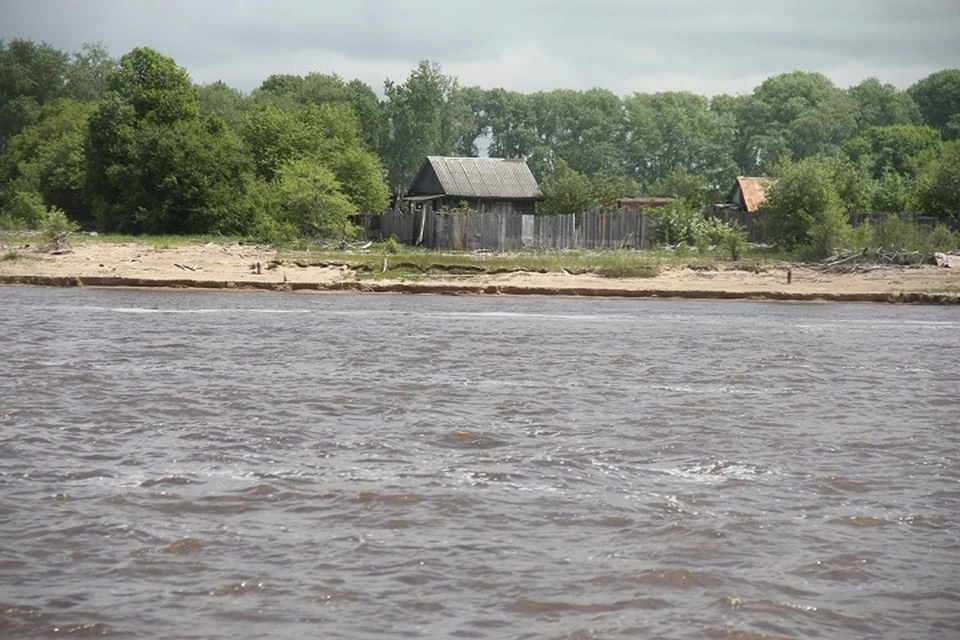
[3,0,958,97]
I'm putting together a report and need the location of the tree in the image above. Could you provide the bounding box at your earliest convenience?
[647,166,710,209]
[197,80,250,130]
[104,47,199,123]
[252,72,384,152]
[64,42,116,102]
[0,98,94,223]
[0,39,70,154]
[86,47,258,234]
[240,102,389,214]
[908,69,960,140]
[623,91,736,197]
[381,61,479,188]
[538,159,597,215]
[848,78,921,130]
[918,141,960,220]
[734,72,858,175]
[844,124,942,179]
[764,157,851,256]
[260,157,358,239]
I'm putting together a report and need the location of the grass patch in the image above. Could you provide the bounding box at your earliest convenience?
[73,233,250,248]
[2,250,23,262]
[278,247,666,280]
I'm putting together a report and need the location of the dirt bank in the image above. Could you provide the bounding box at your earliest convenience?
[2,241,958,304]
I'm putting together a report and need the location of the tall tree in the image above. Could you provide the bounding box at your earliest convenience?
[623,91,736,197]
[381,60,479,189]
[848,78,921,131]
[197,80,250,131]
[0,39,70,154]
[253,72,384,152]
[85,47,257,234]
[0,98,94,223]
[908,69,960,140]
[240,102,389,214]
[64,42,116,102]
[844,124,942,179]
[918,140,960,220]
[734,72,858,175]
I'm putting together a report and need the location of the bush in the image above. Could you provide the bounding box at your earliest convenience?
[383,236,402,254]
[872,215,924,251]
[765,157,852,257]
[652,200,704,246]
[694,217,748,260]
[3,191,48,228]
[927,224,959,252]
[40,206,80,251]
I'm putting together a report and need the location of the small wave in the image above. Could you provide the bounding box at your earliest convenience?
[504,596,671,614]
[656,460,774,483]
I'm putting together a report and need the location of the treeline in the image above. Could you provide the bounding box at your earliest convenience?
[1,39,958,240]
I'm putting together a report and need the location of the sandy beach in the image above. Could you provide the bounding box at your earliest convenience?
[2,240,959,303]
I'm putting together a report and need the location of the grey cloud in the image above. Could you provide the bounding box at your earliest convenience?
[1,0,957,96]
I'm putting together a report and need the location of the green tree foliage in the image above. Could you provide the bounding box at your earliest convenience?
[538,159,596,215]
[908,69,960,140]
[917,141,960,220]
[847,78,921,130]
[735,72,858,175]
[0,39,71,154]
[623,91,736,196]
[0,98,94,223]
[85,47,257,234]
[381,61,479,188]
[258,157,358,239]
[240,102,389,213]
[764,157,851,255]
[590,171,639,207]
[844,124,942,179]
[647,166,710,208]
[253,72,384,152]
[197,80,250,131]
[64,43,116,102]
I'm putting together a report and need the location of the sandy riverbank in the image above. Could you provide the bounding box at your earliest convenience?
[2,241,959,303]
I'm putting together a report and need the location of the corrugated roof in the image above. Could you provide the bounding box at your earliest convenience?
[417,156,543,200]
[733,176,772,213]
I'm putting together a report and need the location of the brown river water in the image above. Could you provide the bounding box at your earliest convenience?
[1,288,958,639]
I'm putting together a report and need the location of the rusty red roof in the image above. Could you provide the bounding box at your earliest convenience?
[732,176,772,213]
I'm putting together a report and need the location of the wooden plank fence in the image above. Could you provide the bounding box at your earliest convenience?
[380,209,649,251]
[380,208,955,251]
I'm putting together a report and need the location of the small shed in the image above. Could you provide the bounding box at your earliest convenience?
[712,176,775,244]
[727,176,772,212]
[405,156,544,216]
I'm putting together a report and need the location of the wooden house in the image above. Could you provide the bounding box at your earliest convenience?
[727,176,772,212]
[404,156,543,216]
[712,176,775,244]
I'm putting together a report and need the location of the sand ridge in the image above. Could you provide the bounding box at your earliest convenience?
[1,241,958,303]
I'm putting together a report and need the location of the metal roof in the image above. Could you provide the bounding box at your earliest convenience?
[732,176,772,213]
[415,156,543,200]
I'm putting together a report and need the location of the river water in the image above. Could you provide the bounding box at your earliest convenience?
[1,287,958,639]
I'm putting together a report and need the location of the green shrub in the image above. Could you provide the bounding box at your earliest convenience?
[4,191,48,228]
[651,201,704,246]
[848,221,874,251]
[872,215,924,251]
[695,217,747,260]
[40,206,80,251]
[927,224,958,252]
[383,235,402,254]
